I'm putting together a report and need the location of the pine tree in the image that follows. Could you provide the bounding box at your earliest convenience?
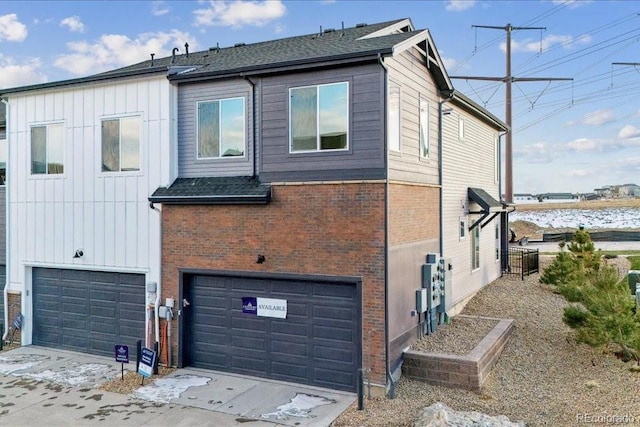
[541,229,640,365]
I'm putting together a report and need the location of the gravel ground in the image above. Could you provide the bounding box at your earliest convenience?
[332,255,640,427]
[410,315,499,355]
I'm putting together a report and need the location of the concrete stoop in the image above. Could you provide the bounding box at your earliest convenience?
[402,316,515,390]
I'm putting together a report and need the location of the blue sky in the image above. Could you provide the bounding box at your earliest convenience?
[1,0,639,194]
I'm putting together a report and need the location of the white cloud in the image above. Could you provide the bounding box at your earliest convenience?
[564,169,590,177]
[441,56,457,70]
[152,1,170,16]
[513,142,555,163]
[320,0,336,4]
[54,30,197,76]
[507,33,591,53]
[193,0,286,28]
[445,0,476,12]
[0,55,47,88]
[60,16,85,33]
[566,138,599,152]
[566,109,614,126]
[0,14,28,42]
[618,124,640,139]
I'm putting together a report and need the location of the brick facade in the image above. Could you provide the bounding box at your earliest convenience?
[161,183,387,384]
[388,183,440,246]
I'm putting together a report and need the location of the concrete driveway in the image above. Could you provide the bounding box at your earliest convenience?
[0,346,355,426]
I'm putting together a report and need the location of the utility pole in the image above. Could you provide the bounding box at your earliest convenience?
[451,24,572,203]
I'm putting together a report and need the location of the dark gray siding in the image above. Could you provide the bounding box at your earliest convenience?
[0,186,5,264]
[0,128,5,140]
[178,79,254,177]
[259,63,385,182]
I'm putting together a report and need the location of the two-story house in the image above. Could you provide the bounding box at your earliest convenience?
[1,18,507,396]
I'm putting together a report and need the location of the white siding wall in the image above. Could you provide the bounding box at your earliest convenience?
[385,47,439,185]
[442,105,502,312]
[6,75,175,341]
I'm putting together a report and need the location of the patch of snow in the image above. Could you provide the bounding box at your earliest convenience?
[510,207,640,229]
[261,393,336,420]
[0,354,47,375]
[415,402,524,427]
[131,374,211,403]
[19,363,114,386]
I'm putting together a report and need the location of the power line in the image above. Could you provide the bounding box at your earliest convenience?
[451,24,571,203]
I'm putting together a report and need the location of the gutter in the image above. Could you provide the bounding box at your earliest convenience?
[377,53,395,399]
[0,98,7,341]
[148,191,272,205]
[241,75,258,178]
[169,52,389,83]
[0,67,168,96]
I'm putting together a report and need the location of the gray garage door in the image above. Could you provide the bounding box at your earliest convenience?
[33,268,145,358]
[183,274,360,392]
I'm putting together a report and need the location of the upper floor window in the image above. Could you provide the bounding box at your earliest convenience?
[471,225,480,270]
[388,85,400,152]
[0,138,6,185]
[198,97,245,158]
[102,116,141,172]
[31,123,64,175]
[290,82,348,152]
[458,116,465,141]
[419,97,429,159]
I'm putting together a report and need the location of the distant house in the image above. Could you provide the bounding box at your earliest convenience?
[615,183,640,198]
[513,193,536,204]
[594,186,612,198]
[537,193,579,203]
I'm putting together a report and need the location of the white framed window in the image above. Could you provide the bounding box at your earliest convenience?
[102,116,141,172]
[388,85,401,152]
[494,135,500,183]
[458,116,465,141]
[0,138,6,185]
[459,217,467,240]
[471,225,480,270]
[495,220,500,261]
[289,82,348,153]
[419,97,429,159]
[197,97,246,158]
[31,122,64,175]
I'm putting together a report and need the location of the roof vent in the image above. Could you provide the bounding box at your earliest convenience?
[234,42,246,47]
[323,28,335,33]
[209,42,220,52]
[356,23,367,28]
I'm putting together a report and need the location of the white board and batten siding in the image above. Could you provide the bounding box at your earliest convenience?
[385,47,439,185]
[6,75,176,320]
[442,103,502,312]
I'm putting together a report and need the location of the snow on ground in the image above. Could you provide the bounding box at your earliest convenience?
[510,207,640,229]
[261,393,336,420]
[19,363,116,386]
[0,354,47,375]
[131,374,211,403]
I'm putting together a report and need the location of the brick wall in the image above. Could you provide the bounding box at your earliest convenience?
[4,292,21,344]
[161,183,387,384]
[388,183,439,246]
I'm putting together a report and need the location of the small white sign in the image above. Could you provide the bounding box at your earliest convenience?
[257,297,287,319]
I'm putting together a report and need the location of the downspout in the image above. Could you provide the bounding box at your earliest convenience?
[242,75,257,178]
[497,131,509,273]
[438,90,455,257]
[378,53,395,399]
[1,98,8,341]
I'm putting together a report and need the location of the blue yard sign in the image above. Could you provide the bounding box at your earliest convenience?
[138,347,156,378]
[115,345,129,363]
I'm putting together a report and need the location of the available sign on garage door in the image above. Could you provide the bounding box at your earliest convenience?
[242,297,287,319]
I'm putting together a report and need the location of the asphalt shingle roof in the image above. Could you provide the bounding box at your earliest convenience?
[149,176,272,205]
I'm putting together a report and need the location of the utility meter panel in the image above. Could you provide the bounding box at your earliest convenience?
[422,254,442,310]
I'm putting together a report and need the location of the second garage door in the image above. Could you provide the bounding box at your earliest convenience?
[182,273,361,392]
[32,268,145,358]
